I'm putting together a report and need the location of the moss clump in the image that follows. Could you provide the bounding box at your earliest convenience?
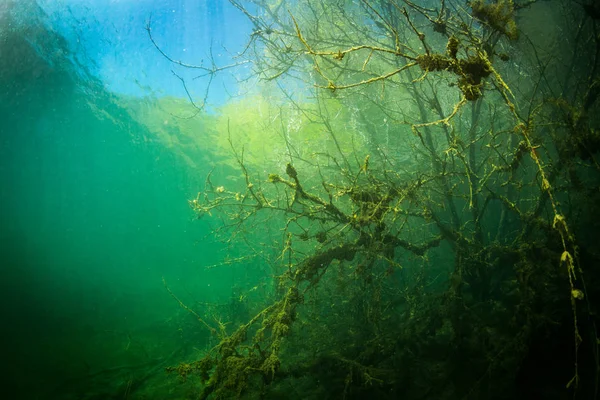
[285,163,298,179]
[417,51,492,100]
[455,55,492,100]
[416,53,452,72]
[446,36,459,59]
[456,56,491,84]
[470,0,518,40]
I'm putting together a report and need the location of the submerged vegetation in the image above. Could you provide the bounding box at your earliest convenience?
[150,0,600,398]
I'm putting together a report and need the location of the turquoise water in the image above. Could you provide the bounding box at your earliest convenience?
[2,1,600,399]
[1,1,249,398]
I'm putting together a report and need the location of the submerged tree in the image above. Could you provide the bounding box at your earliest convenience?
[151,0,600,398]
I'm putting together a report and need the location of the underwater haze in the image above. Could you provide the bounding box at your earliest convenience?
[1,0,600,399]
[1,1,253,398]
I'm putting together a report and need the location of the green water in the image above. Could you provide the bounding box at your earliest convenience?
[0,3,242,398]
[2,0,600,399]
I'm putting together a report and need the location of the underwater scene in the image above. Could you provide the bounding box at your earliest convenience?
[1,0,599,399]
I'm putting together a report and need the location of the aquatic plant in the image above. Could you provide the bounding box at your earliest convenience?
[152,1,600,398]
